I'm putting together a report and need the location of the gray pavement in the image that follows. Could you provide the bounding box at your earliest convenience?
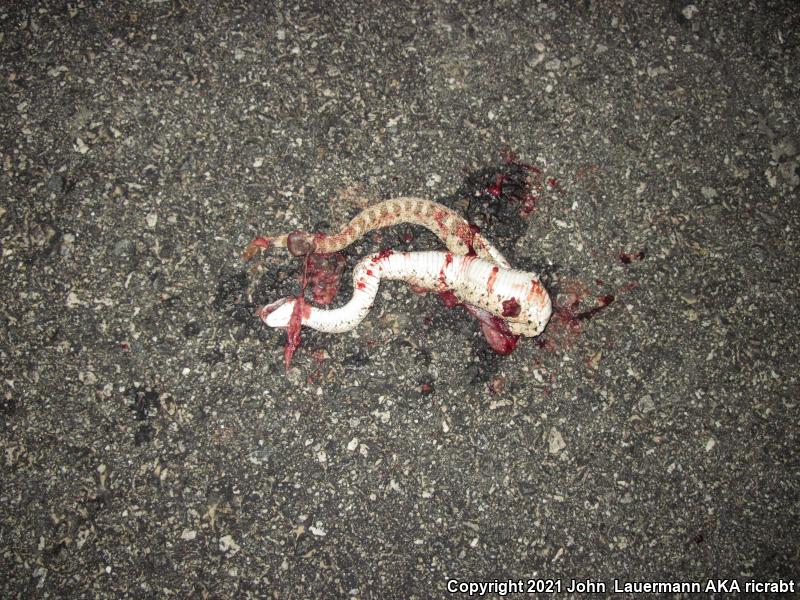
[1,1,798,598]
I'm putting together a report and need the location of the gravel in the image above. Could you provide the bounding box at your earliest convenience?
[1,1,798,598]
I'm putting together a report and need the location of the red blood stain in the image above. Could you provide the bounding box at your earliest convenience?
[372,248,394,261]
[428,289,520,354]
[479,317,519,355]
[282,251,345,369]
[487,266,499,294]
[438,252,454,287]
[356,281,366,290]
[284,295,306,370]
[520,194,540,218]
[306,252,345,305]
[242,236,272,260]
[619,249,646,264]
[480,150,558,219]
[537,281,621,353]
[502,297,521,318]
[575,294,615,321]
[454,222,480,256]
[432,208,449,235]
[527,279,545,302]
[438,289,461,308]
[487,173,506,197]
[460,304,519,354]
[420,382,434,395]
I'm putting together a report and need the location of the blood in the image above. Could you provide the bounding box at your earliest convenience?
[242,236,272,261]
[460,304,519,354]
[487,173,506,198]
[438,252,454,287]
[520,194,540,218]
[372,248,394,262]
[284,295,306,371]
[502,297,521,318]
[427,288,520,354]
[306,252,345,305]
[477,151,559,219]
[527,279,545,302]
[487,266,499,294]
[437,289,461,308]
[432,208,449,235]
[454,222,480,256]
[536,281,620,352]
[619,249,646,264]
[283,249,345,369]
[478,317,519,355]
[575,294,615,321]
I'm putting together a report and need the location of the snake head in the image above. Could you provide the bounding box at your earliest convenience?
[257,297,296,327]
[286,231,317,256]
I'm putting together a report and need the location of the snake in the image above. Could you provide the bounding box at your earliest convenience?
[245,197,552,358]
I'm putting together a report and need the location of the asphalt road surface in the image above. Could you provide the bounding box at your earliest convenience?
[1,2,798,598]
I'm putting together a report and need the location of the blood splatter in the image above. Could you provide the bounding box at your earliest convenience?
[424,287,520,354]
[437,289,461,308]
[281,249,345,369]
[478,317,519,355]
[474,151,561,219]
[242,236,272,261]
[462,304,519,355]
[306,252,345,305]
[502,297,521,318]
[535,281,616,352]
[487,266,499,294]
[487,173,506,198]
[619,249,646,264]
[372,248,394,262]
[575,294,615,321]
[284,295,306,370]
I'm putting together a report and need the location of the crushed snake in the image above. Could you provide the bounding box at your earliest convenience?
[245,197,552,363]
[243,197,511,268]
